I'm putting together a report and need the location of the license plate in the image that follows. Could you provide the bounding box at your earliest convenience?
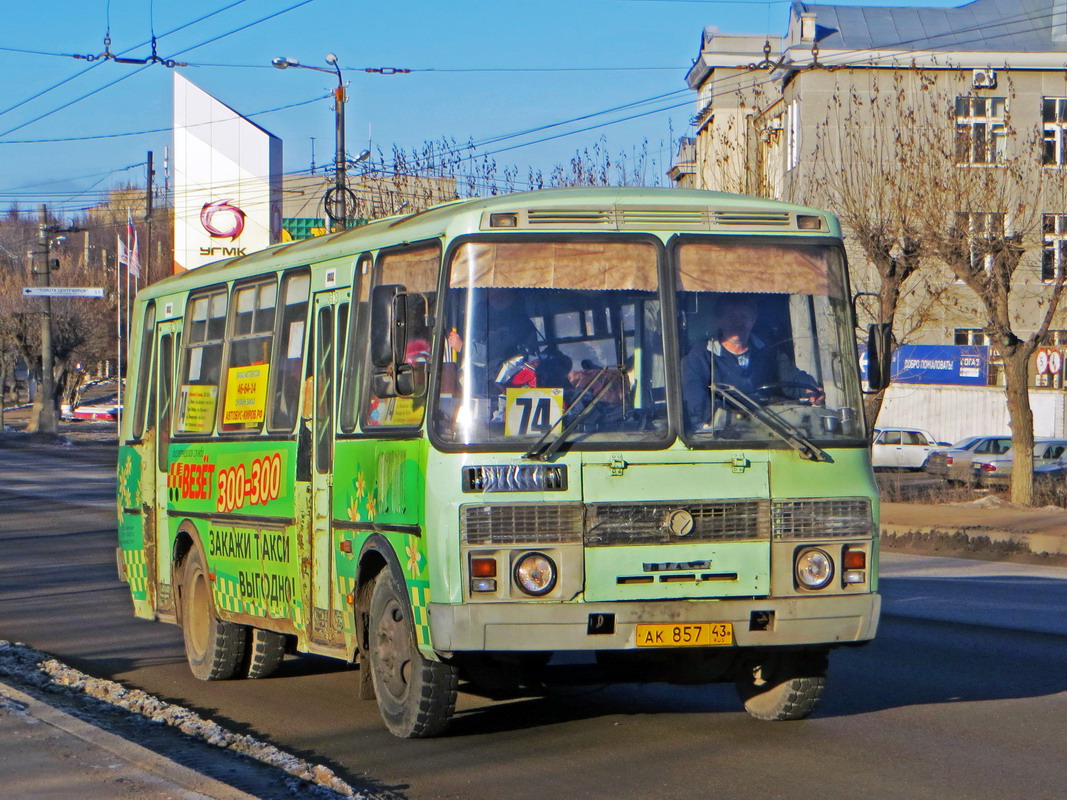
[635,622,734,647]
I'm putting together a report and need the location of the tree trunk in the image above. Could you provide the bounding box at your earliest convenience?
[1001,350,1035,506]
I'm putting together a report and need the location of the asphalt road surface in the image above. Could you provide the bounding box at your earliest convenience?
[3,438,1067,800]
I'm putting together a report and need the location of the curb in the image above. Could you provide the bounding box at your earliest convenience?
[0,678,258,800]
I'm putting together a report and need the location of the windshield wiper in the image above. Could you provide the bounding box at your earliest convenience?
[714,383,832,463]
[524,365,626,462]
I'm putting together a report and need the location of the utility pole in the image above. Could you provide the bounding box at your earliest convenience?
[331,54,347,231]
[31,203,58,434]
[145,151,154,281]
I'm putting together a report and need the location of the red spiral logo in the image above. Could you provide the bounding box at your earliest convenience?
[200,200,246,241]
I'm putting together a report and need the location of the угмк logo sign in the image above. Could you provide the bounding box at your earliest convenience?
[200,200,246,241]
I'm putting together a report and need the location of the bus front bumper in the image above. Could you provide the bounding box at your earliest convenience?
[427,592,880,652]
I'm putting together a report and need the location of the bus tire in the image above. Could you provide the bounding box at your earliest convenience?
[245,628,286,679]
[736,650,827,721]
[180,544,247,681]
[368,571,457,738]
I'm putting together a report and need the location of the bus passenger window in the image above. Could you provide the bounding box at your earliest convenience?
[268,271,310,432]
[130,303,156,441]
[363,244,439,429]
[176,290,227,434]
[220,279,277,433]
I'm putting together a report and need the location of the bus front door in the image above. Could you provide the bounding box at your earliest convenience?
[152,321,181,617]
[307,293,344,647]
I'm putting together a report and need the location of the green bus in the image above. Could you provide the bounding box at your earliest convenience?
[117,187,886,738]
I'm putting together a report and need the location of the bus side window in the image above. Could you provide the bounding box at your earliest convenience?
[130,303,156,441]
[268,270,310,433]
[315,306,335,474]
[362,244,439,429]
[220,279,277,433]
[176,289,227,435]
[157,333,174,473]
[340,256,371,434]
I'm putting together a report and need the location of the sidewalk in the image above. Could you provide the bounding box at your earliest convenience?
[0,679,257,800]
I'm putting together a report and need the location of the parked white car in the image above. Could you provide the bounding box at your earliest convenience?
[871,427,943,470]
[971,438,1067,487]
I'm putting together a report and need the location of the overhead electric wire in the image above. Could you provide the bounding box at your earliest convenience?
[0,0,254,120]
[0,93,331,144]
[0,0,314,138]
[0,2,1059,201]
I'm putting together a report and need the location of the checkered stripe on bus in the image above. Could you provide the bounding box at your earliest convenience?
[123,549,149,600]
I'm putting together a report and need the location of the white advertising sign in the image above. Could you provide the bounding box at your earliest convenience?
[173,73,282,272]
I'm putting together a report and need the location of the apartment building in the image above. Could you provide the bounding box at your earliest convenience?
[677,0,1067,353]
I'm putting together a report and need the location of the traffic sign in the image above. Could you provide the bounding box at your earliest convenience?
[23,287,104,298]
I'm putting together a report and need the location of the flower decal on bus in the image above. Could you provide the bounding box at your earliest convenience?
[405,542,425,577]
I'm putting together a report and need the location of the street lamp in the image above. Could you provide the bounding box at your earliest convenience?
[273,53,356,231]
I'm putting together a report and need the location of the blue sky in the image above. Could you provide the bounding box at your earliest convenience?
[0,0,963,216]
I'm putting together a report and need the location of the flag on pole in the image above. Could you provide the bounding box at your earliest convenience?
[126,209,141,278]
[117,234,129,268]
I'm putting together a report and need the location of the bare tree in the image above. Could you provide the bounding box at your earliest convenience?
[801,71,956,428]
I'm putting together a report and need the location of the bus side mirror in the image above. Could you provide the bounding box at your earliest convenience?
[866,322,893,392]
[370,284,407,369]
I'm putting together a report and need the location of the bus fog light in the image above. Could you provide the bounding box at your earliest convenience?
[795,548,834,589]
[843,570,866,585]
[514,552,556,596]
[472,578,497,592]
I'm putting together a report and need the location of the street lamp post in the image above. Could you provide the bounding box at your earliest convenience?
[272,54,368,232]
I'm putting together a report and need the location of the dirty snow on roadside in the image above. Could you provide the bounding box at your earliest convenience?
[0,640,366,798]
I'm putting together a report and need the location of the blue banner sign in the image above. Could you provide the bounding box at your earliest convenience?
[893,344,989,385]
[857,344,989,386]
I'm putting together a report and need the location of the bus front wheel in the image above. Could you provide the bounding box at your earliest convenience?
[180,544,247,681]
[368,571,457,738]
[735,649,828,721]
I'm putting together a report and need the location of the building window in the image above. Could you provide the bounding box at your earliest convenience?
[786,99,800,171]
[1043,214,1067,282]
[955,96,1006,164]
[954,328,989,346]
[1042,98,1067,165]
[955,212,1005,274]
[1043,330,1067,345]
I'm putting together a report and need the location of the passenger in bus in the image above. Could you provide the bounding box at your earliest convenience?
[681,293,822,430]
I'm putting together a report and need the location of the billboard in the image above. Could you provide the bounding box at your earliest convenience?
[173,73,282,272]
[858,344,990,386]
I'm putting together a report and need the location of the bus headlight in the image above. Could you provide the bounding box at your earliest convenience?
[795,548,834,590]
[514,552,557,596]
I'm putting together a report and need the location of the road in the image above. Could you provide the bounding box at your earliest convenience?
[3,438,1067,800]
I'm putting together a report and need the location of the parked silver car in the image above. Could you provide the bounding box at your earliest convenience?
[971,438,1067,487]
[923,435,1013,483]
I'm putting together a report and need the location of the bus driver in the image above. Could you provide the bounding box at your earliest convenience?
[681,293,822,430]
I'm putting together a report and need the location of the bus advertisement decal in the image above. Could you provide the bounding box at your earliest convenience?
[222,364,270,425]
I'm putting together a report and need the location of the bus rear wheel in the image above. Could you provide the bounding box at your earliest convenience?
[368,571,457,738]
[180,544,247,681]
[736,649,828,721]
[244,628,287,679]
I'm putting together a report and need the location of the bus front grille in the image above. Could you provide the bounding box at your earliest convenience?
[771,498,873,540]
[585,500,770,546]
[461,503,585,545]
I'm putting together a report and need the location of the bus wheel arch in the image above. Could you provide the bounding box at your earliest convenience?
[356,536,458,738]
[176,525,247,681]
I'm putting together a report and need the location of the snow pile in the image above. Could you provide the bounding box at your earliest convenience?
[950,495,1015,509]
[0,640,364,798]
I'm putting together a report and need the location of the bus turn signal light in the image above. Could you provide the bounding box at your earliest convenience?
[471,557,497,578]
[843,549,866,570]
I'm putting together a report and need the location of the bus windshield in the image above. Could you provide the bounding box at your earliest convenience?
[676,240,864,445]
[435,240,668,447]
